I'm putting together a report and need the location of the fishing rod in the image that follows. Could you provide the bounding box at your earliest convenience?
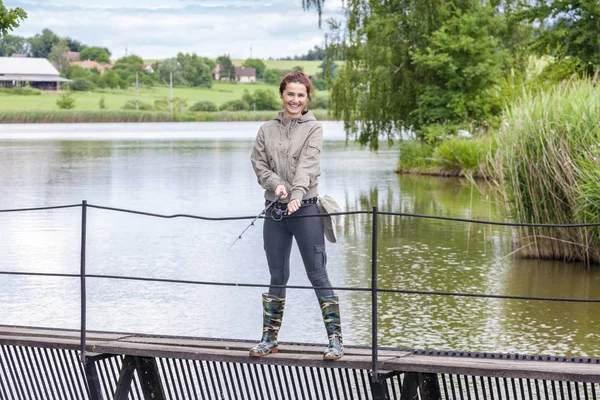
[228,193,282,251]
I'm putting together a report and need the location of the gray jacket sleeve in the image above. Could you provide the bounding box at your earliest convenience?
[290,124,323,201]
[250,126,284,192]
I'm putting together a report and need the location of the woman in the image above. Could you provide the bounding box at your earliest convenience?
[249,70,343,360]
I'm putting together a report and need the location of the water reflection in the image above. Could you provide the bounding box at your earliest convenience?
[1,123,599,357]
[340,175,600,356]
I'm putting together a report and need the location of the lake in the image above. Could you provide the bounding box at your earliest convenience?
[1,121,599,357]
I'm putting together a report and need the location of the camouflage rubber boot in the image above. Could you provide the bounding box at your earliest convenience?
[318,294,344,360]
[249,293,286,357]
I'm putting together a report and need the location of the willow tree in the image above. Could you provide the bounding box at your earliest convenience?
[0,1,26,37]
[303,0,528,149]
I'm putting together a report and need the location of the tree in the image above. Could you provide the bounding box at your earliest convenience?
[65,65,93,80]
[410,6,506,129]
[264,69,282,85]
[156,58,187,86]
[56,91,76,109]
[521,0,600,75]
[216,54,235,81]
[116,54,144,66]
[79,46,111,63]
[49,41,70,73]
[0,1,27,37]
[323,0,529,149]
[242,58,266,78]
[64,37,86,52]
[294,45,326,60]
[99,70,122,89]
[0,34,27,56]
[253,89,280,110]
[176,53,214,88]
[28,28,60,58]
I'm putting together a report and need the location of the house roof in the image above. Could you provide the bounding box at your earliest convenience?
[67,51,80,62]
[235,67,256,77]
[70,60,114,72]
[0,57,61,75]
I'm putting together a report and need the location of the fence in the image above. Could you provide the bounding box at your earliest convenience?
[2,200,600,399]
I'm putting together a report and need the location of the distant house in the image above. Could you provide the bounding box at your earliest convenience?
[70,59,114,74]
[0,57,71,90]
[142,64,155,74]
[67,51,80,62]
[235,67,256,83]
[212,64,221,80]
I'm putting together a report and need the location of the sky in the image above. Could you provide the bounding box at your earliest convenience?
[8,0,344,60]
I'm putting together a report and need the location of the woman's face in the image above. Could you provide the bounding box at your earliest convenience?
[281,82,308,118]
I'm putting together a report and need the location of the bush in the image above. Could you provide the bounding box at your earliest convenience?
[99,96,106,109]
[56,92,76,109]
[310,96,327,109]
[219,99,249,111]
[312,77,327,90]
[154,97,187,112]
[253,88,279,110]
[70,78,97,91]
[189,100,217,112]
[122,100,154,110]
[264,69,283,85]
[433,137,491,173]
[0,87,41,95]
[397,140,434,171]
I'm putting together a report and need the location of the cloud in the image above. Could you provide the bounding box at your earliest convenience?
[11,0,342,59]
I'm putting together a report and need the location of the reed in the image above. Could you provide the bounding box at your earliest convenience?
[195,110,328,121]
[0,110,178,123]
[490,79,600,265]
[397,137,493,178]
[433,136,495,178]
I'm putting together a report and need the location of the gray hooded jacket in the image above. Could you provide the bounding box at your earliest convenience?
[251,110,322,202]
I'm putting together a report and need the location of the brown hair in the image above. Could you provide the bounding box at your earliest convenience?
[279,70,315,104]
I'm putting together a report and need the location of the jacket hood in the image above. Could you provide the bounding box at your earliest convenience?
[273,110,317,124]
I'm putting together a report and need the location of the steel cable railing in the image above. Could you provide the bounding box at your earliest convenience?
[2,200,600,383]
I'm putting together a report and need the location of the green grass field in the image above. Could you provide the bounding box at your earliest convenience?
[0,82,329,111]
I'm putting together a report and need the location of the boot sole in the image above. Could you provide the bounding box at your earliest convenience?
[249,348,278,357]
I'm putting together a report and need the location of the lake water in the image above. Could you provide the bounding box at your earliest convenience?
[1,121,600,358]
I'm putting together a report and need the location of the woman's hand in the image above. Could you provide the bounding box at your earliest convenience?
[275,185,288,200]
[287,199,301,215]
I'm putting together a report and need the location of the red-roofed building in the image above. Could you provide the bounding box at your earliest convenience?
[67,51,80,62]
[235,67,256,83]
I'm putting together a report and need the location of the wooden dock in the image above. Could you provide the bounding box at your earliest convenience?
[2,325,600,399]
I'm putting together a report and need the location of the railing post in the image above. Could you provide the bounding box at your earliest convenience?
[80,200,87,364]
[371,206,379,382]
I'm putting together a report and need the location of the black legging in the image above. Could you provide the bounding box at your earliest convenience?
[263,203,334,298]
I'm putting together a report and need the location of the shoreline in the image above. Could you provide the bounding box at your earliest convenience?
[0,109,331,124]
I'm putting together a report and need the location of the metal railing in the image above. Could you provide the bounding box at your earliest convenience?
[2,200,600,400]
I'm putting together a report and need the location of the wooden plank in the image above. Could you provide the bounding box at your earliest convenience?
[3,325,600,383]
[383,355,600,383]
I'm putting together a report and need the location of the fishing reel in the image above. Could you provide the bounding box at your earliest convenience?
[270,207,285,221]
